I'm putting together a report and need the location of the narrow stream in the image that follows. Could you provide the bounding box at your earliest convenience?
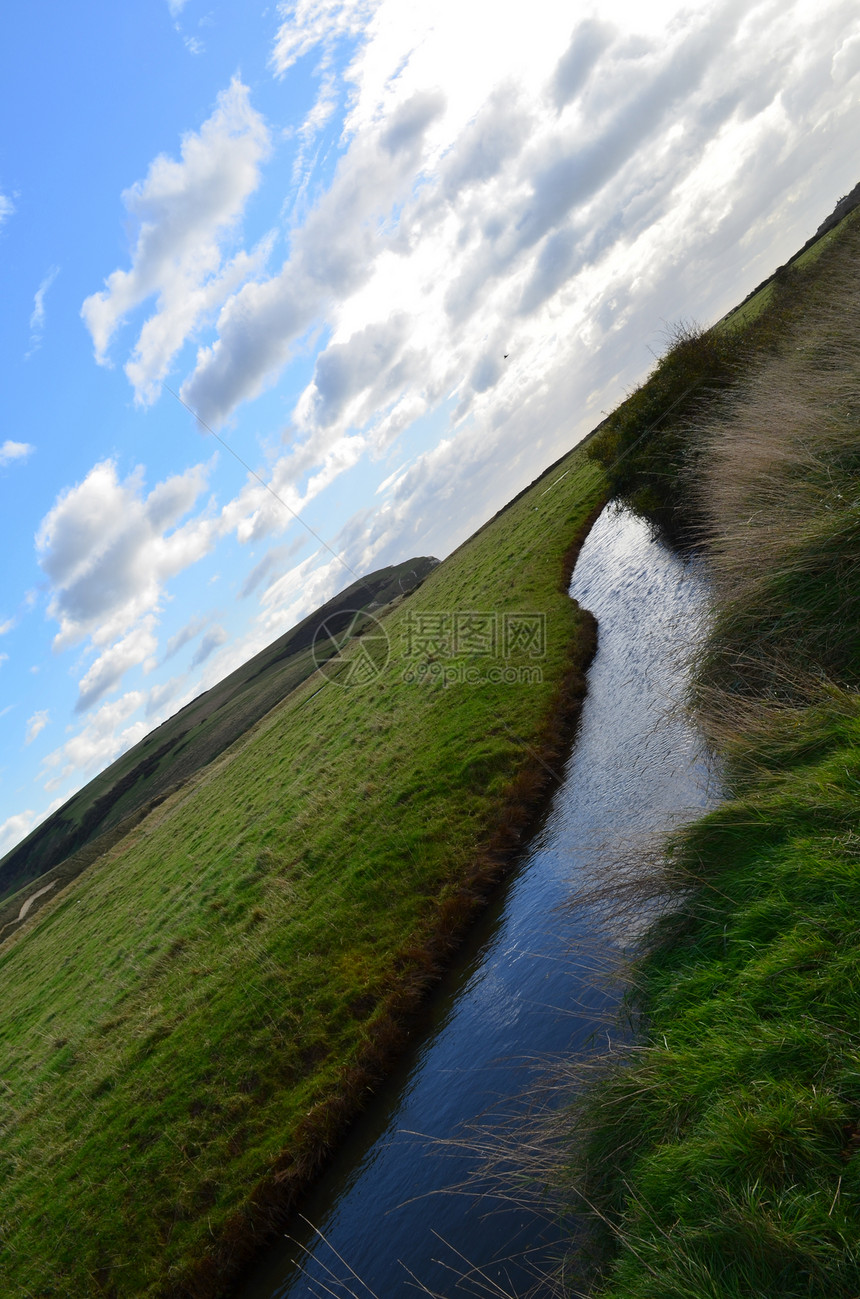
[236,503,720,1298]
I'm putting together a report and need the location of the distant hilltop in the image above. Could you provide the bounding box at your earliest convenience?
[816,179,860,236]
[0,556,439,906]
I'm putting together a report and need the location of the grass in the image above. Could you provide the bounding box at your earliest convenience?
[0,443,606,1297]
[557,194,860,1296]
[0,559,438,908]
[585,206,860,544]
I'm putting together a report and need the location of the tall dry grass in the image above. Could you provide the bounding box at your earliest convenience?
[529,213,860,1298]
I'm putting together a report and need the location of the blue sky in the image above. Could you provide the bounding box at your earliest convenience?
[1,0,859,854]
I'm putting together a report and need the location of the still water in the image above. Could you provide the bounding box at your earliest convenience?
[236,503,718,1298]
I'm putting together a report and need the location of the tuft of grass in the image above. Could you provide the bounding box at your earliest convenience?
[559,196,860,1297]
[585,206,860,545]
[0,445,606,1297]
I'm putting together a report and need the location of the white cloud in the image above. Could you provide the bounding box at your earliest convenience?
[167,0,189,15]
[81,78,271,403]
[36,458,215,650]
[180,84,447,425]
[41,692,147,791]
[75,619,159,713]
[0,441,34,467]
[25,711,50,746]
[270,0,380,77]
[0,619,13,636]
[216,431,366,547]
[27,266,59,354]
[261,0,859,570]
[0,811,37,857]
[0,192,13,230]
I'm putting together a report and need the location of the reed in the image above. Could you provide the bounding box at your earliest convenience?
[553,199,860,1298]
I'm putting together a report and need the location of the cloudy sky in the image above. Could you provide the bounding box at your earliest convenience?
[1,0,858,854]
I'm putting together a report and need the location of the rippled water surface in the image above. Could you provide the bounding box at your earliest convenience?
[236,504,719,1298]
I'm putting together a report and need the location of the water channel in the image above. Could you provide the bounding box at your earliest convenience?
[236,502,720,1298]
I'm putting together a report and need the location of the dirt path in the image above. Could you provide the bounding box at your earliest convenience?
[0,881,58,939]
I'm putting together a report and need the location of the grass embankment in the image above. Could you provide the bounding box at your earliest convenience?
[564,214,860,1294]
[586,205,860,544]
[0,445,605,1297]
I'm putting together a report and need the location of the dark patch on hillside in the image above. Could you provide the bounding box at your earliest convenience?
[0,557,438,905]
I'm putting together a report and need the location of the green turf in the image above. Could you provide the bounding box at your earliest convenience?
[0,558,437,908]
[0,444,605,1296]
[563,191,860,1298]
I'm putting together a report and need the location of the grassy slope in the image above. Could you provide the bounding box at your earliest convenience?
[585,202,860,544]
[0,445,605,1297]
[579,724,860,1298]
[565,210,860,1295]
[0,559,438,908]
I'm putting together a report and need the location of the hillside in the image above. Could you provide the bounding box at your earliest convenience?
[0,557,437,911]
[0,443,606,1297]
[4,174,858,1299]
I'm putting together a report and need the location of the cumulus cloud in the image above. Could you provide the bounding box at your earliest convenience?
[217,430,366,548]
[306,315,410,427]
[180,87,446,425]
[551,19,614,109]
[141,0,846,610]
[75,619,158,713]
[81,78,271,402]
[380,89,446,156]
[25,711,50,746]
[441,88,533,199]
[36,458,214,650]
[0,440,34,467]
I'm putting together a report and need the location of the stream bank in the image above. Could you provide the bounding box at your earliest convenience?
[234,503,719,1298]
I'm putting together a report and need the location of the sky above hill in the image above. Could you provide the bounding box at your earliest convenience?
[1,0,859,855]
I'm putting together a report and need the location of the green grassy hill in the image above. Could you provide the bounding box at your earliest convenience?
[0,444,606,1297]
[0,557,437,911]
